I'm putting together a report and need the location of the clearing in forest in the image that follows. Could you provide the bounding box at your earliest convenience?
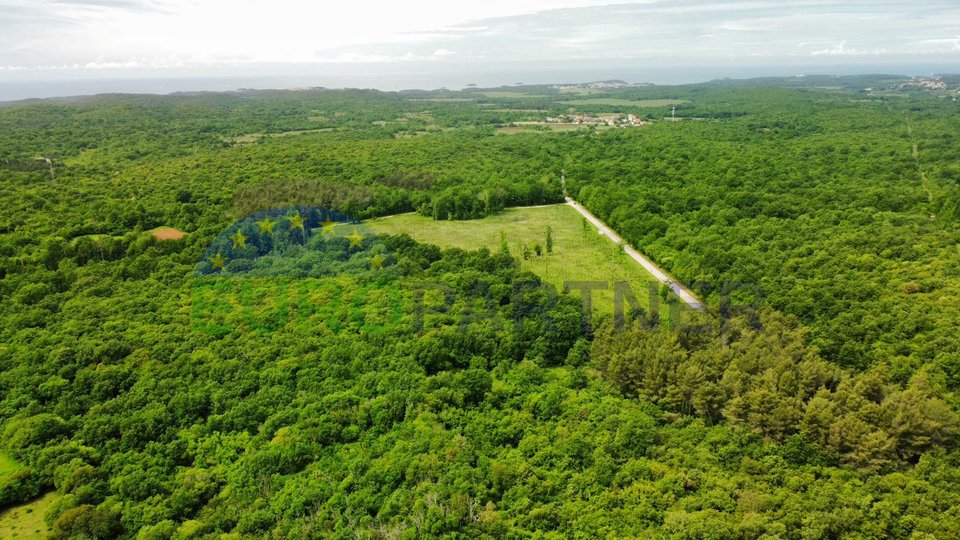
[0,492,58,540]
[478,91,550,98]
[367,204,670,316]
[150,226,186,240]
[559,98,689,107]
[0,453,57,540]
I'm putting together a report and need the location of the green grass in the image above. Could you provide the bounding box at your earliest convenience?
[0,452,20,477]
[0,492,58,540]
[480,91,549,99]
[367,204,661,315]
[406,98,476,102]
[559,98,689,107]
[0,454,55,540]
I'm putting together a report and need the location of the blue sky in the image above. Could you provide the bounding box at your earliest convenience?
[0,1,957,78]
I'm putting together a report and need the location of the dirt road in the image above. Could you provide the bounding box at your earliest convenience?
[564,197,704,311]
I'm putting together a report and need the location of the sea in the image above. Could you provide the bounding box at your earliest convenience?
[0,61,954,103]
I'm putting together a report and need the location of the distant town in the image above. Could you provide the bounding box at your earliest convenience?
[550,80,652,91]
[544,113,650,127]
[904,76,949,91]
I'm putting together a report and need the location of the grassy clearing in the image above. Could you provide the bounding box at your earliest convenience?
[406,98,476,102]
[367,204,662,316]
[0,453,55,540]
[479,91,549,99]
[559,98,689,107]
[0,492,58,540]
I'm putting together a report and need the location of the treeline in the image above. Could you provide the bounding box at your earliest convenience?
[592,311,959,471]
[419,176,561,220]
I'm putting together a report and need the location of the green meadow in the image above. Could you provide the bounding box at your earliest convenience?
[559,98,690,107]
[367,204,666,316]
[0,493,58,540]
[0,454,56,540]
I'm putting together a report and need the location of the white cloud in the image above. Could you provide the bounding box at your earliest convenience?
[918,36,960,52]
[326,52,395,64]
[810,41,855,56]
[807,41,889,57]
[0,0,958,73]
[0,0,618,68]
[314,48,457,64]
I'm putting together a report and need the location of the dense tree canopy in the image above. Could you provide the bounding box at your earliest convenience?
[2,76,960,537]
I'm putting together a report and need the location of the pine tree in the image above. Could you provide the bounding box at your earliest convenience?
[546,226,553,255]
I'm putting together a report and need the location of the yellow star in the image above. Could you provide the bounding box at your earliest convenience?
[370,253,387,269]
[257,216,276,235]
[209,252,227,271]
[346,228,364,249]
[230,230,248,249]
[288,212,305,232]
[320,215,337,235]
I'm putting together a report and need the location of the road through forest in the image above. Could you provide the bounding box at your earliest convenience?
[559,170,703,310]
[563,197,704,310]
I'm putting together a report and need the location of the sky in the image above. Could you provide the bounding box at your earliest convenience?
[0,1,958,92]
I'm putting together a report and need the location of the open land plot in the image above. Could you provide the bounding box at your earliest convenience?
[0,492,59,540]
[367,204,671,316]
[559,98,690,107]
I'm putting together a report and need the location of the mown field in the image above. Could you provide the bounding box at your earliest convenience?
[478,91,550,98]
[0,453,54,540]
[368,204,669,316]
[0,493,57,540]
[559,98,690,107]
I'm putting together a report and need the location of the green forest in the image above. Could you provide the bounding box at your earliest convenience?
[2,75,960,538]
